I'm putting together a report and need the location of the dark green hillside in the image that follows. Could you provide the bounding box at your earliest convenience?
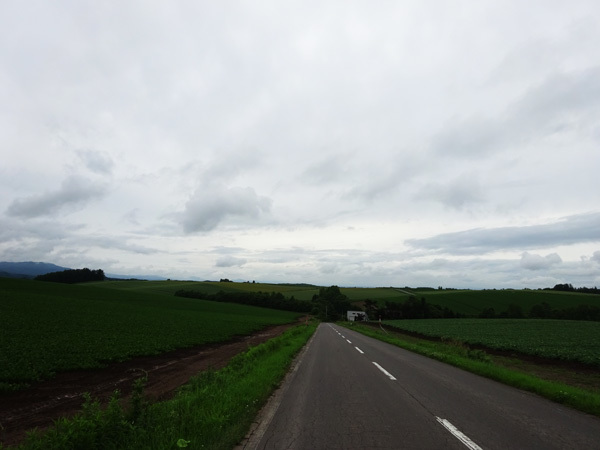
[368,288,600,317]
[95,279,322,300]
[86,280,600,318]
[0,278,300,392]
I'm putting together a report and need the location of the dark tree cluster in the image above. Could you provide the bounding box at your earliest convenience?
[548,284,600,294]
[311,285,352,321]
[477,302,600,321]
[175,289,312,313]
[528,302,600,321]
[478,303,524,319]
[364,296,458,320]
[35,268,105,284]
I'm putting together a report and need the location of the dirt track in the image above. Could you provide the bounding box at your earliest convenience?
[0,323,295,447]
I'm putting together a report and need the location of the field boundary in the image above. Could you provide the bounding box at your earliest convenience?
[342,322,600,417]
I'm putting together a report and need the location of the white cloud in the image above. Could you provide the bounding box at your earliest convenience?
[432,66,600,158]
[6,176,106,218]
[76,150,114,175]
[415,175,485,210]
[520,252,562,271]
[215,255,247,268]
[1,1,600,287]
[406,212,600,255]
[181,184,271,233]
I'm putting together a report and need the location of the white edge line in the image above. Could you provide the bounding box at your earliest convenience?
[355,347,364,354]
[372,362,397,380]
[435,417,482,450]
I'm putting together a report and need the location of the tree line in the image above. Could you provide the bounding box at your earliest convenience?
[174,289,312,313]
[175,285,353,319]
[548,283,600,295]
[479,302,600,321]
[35,268,105,284]
[361,296,600,322]
[362,297,459,320]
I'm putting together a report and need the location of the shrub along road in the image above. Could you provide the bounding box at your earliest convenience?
[0,323,296,447]
[249,323,600,450]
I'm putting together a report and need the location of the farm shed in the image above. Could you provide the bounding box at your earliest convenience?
[347,311,368,321]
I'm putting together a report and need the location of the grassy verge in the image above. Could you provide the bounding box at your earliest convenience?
[6,323,317,450]
[342,322,600,418]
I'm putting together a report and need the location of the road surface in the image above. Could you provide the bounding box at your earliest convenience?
[246,323,600,449]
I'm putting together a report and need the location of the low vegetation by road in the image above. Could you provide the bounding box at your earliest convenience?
[0,278,301,392]
[383,318,600,366]
[3,275,600,448]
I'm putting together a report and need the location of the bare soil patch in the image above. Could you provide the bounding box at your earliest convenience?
[0,323,295,447]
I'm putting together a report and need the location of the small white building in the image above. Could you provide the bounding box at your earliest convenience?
[347,311,368,321]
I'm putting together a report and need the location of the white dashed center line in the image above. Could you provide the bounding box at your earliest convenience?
[436,417,482,450]
[355,347,364,354]
[372,362,397,381]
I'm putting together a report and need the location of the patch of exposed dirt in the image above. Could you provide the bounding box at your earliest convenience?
[0,322,297,447]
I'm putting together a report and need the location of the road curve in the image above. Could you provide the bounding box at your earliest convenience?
[247,323,600,450]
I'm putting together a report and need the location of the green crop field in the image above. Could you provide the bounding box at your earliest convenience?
[384,318,600,366]
[0,278,301,392]
[94,280,323,301]
[376,289,600,316]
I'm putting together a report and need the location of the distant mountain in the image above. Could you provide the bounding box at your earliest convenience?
[0,261,168,281]
[0,261,71,278]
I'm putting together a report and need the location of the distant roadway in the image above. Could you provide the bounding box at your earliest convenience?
[245,323,600,449]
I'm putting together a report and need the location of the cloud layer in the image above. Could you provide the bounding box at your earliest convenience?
[1,1,599,288]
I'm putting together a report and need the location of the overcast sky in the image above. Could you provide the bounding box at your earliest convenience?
[2,1,599,288]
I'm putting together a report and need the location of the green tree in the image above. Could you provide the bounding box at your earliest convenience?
[312,286,352,321]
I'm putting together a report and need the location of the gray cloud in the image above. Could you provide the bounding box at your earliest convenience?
[302,153,352,185]
[520,252,562,271]
[215,255,247,268]
[406,212,600,254]
[84,235,158,255]
[415,175,485,210]
[1,2,599,288]
[181,185,271,233]
[76,150,114,175]
[433,67,600,156]
[6,176,106,218]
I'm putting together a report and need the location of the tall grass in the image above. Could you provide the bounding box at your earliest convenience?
[344,323,600,417]
[7,323,317,450]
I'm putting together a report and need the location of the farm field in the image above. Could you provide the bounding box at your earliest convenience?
[0,278,302,392]
[384,318,600,367]
[377,288,600,316]
[94,279,408,303]
[95,279,323,301]
[85,280,600,317]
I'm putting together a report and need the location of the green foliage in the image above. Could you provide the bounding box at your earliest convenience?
[370,289,600,319]
[312,286,352,321]
[18,390,134,449]
[174,289,312,312]
[383,318,600,366]
[35,268,105,283]
[0,278,300,392]
[375,296,457,319]
[346,323,600,417]
[13,324,317,450]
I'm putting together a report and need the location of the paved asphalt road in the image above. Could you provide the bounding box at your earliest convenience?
[248,323,600,450]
